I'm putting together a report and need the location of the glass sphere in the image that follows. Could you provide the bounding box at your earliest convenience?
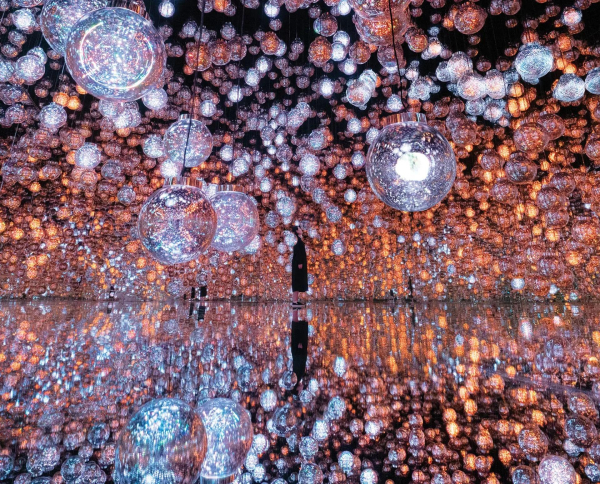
[143,134,166,158]
[586,67,600,94]
[15,55,45,84]
[164,116,213,167]
[75,143,102,168]
[142,87,168,110]
[41,0,107,55]
[115,398,207,484]
[197,398,253,482]
[538,455,577,484]
[138,181,217,265]
[514,42,553,84]
[365,113,456,212]
[210,189,260,253]
[65,7,166,102]
[553,73,585,102]
[39,102,67,131]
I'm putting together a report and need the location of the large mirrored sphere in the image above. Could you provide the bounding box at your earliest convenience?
[366,119,456,212]
[115,398,207,484]
[65,7,166,102]
[41,0,107,55]
[211,191,260,253]
[164,117,213,167]
[138,184,216,265]
[197,398,253,481]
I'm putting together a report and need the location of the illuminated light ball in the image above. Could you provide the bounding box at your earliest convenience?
[504,153,537,184]
[15,55,45,84]
[243,235,261,255]
[201,100,217,117]
[537,113,565,140]
[65,7,166,102]
[0,58,14,82]
[517,426,548,460]
[313,12,338,37]
[115,398,207,484]
[454,2,487,34]
[276,196,296,217]
[39,102,67,131]
[447,51,473,82]
[537,455,577,484]
[117,185,136,205]
[98,99,125,117]
[331,239,345,256]
[158,0,174,17]
[142,87,168,110]
[138,180,216,265]
[299,154,320,176]
[245,68,260,87]
[514,42,553,84]
[164,115,213,167]
[351,152,365,169]
[366,113,456,212]
[513,122,549,152]
[298,463,323,484]
[562,6,582,26]
[41,0,106,55]
[511,278,525,290]
[75,143,102,168]
[210,189,260,253]
[325,205,342,223]
[333,164,347,180]
[553,73,585,102]
[585,67,600,94]
[259,390,277,412]
[360,469,378,484]
[457,72,487,100]
[348,0,406,19]
[308,36,332,68]
[197,398,253,483]
[228,86,243,103]
[344,188,357,202]
[143,134,166,158]
[12,9,36,31]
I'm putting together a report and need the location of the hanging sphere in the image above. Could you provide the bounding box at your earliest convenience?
[39,102,67,131]
[138,181,216,265]
[210,189,260,252]
[164,116,213,167]
[365,113,456,212]
[514,42,553,84]
[65,7,166,102]
[115,398,207,484]
[75,143,102,168]
[41,0,107,55]
[197,398,253,482]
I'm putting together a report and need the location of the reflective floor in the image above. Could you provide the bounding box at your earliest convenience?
[0,300,598,483]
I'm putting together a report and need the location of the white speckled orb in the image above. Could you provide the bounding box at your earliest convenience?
[65,7,166,102]
[143,134,166,158]
[142,87,168,110]
[164,116,213,167]
[115,398,207,484]
[366,113,456,212]
[75,143,102,168]
[197,398,253,482]
[39,103,67,131]
[138,181,216,265]
[41,0,107,55]
[538,455,577,484]
[298,462,324,484]
[553,73,585,102]
[586,67,600,94]
[159,159,183,179]
[12,9,36,31]
[210,189,260,252]
[15,55,45,84]
[514,42,553,84]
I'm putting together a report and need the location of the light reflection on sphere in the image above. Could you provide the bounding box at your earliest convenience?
[114,398,207,484]
[65,7,166,102]
[39,102,67,131]
[210,190,260,252]
[143,134,166,158]
[537,455,577,484]
[365,113,456,212]
[75,143,102,168]
[15,55,45,83]
[142,87,168,110]
[514,42,553,84]
[41,0,107,55]
[197,398,253,482]
[164,116,213,167]
[138,182,216,265]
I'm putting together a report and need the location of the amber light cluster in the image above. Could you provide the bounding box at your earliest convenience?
[0,0,600,300]
[0,301,598,484]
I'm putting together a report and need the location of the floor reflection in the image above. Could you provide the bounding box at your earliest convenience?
[0,300,597,483]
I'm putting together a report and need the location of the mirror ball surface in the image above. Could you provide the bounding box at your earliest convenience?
[0,300,599,484]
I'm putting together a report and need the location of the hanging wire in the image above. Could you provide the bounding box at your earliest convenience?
[387,0,405,109]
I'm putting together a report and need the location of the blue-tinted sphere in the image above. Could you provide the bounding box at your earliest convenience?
[210,190,260,253]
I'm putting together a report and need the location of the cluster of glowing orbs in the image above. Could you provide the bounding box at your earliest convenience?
[138,182,216,265]
[115,399,207,484]
[65,7,166,102]
[164,117,213,167]
[210,190,260,253]
[197,398,253,482]
[366,113,456,212]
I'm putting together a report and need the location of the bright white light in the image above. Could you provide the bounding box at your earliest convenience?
[393,151,430,181]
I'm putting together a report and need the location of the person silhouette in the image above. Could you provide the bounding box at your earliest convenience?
[291,307,308,387]
[291,226,308,307]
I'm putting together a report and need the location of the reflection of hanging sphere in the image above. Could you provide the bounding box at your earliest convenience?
[41,0,107,55]
[210,190,260,253]
[65,7,166,102]
[198,398,253,482]
[164,116,213,167]
[115,399,207,484]
[138,181,216,265]
[366,113,456,212]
